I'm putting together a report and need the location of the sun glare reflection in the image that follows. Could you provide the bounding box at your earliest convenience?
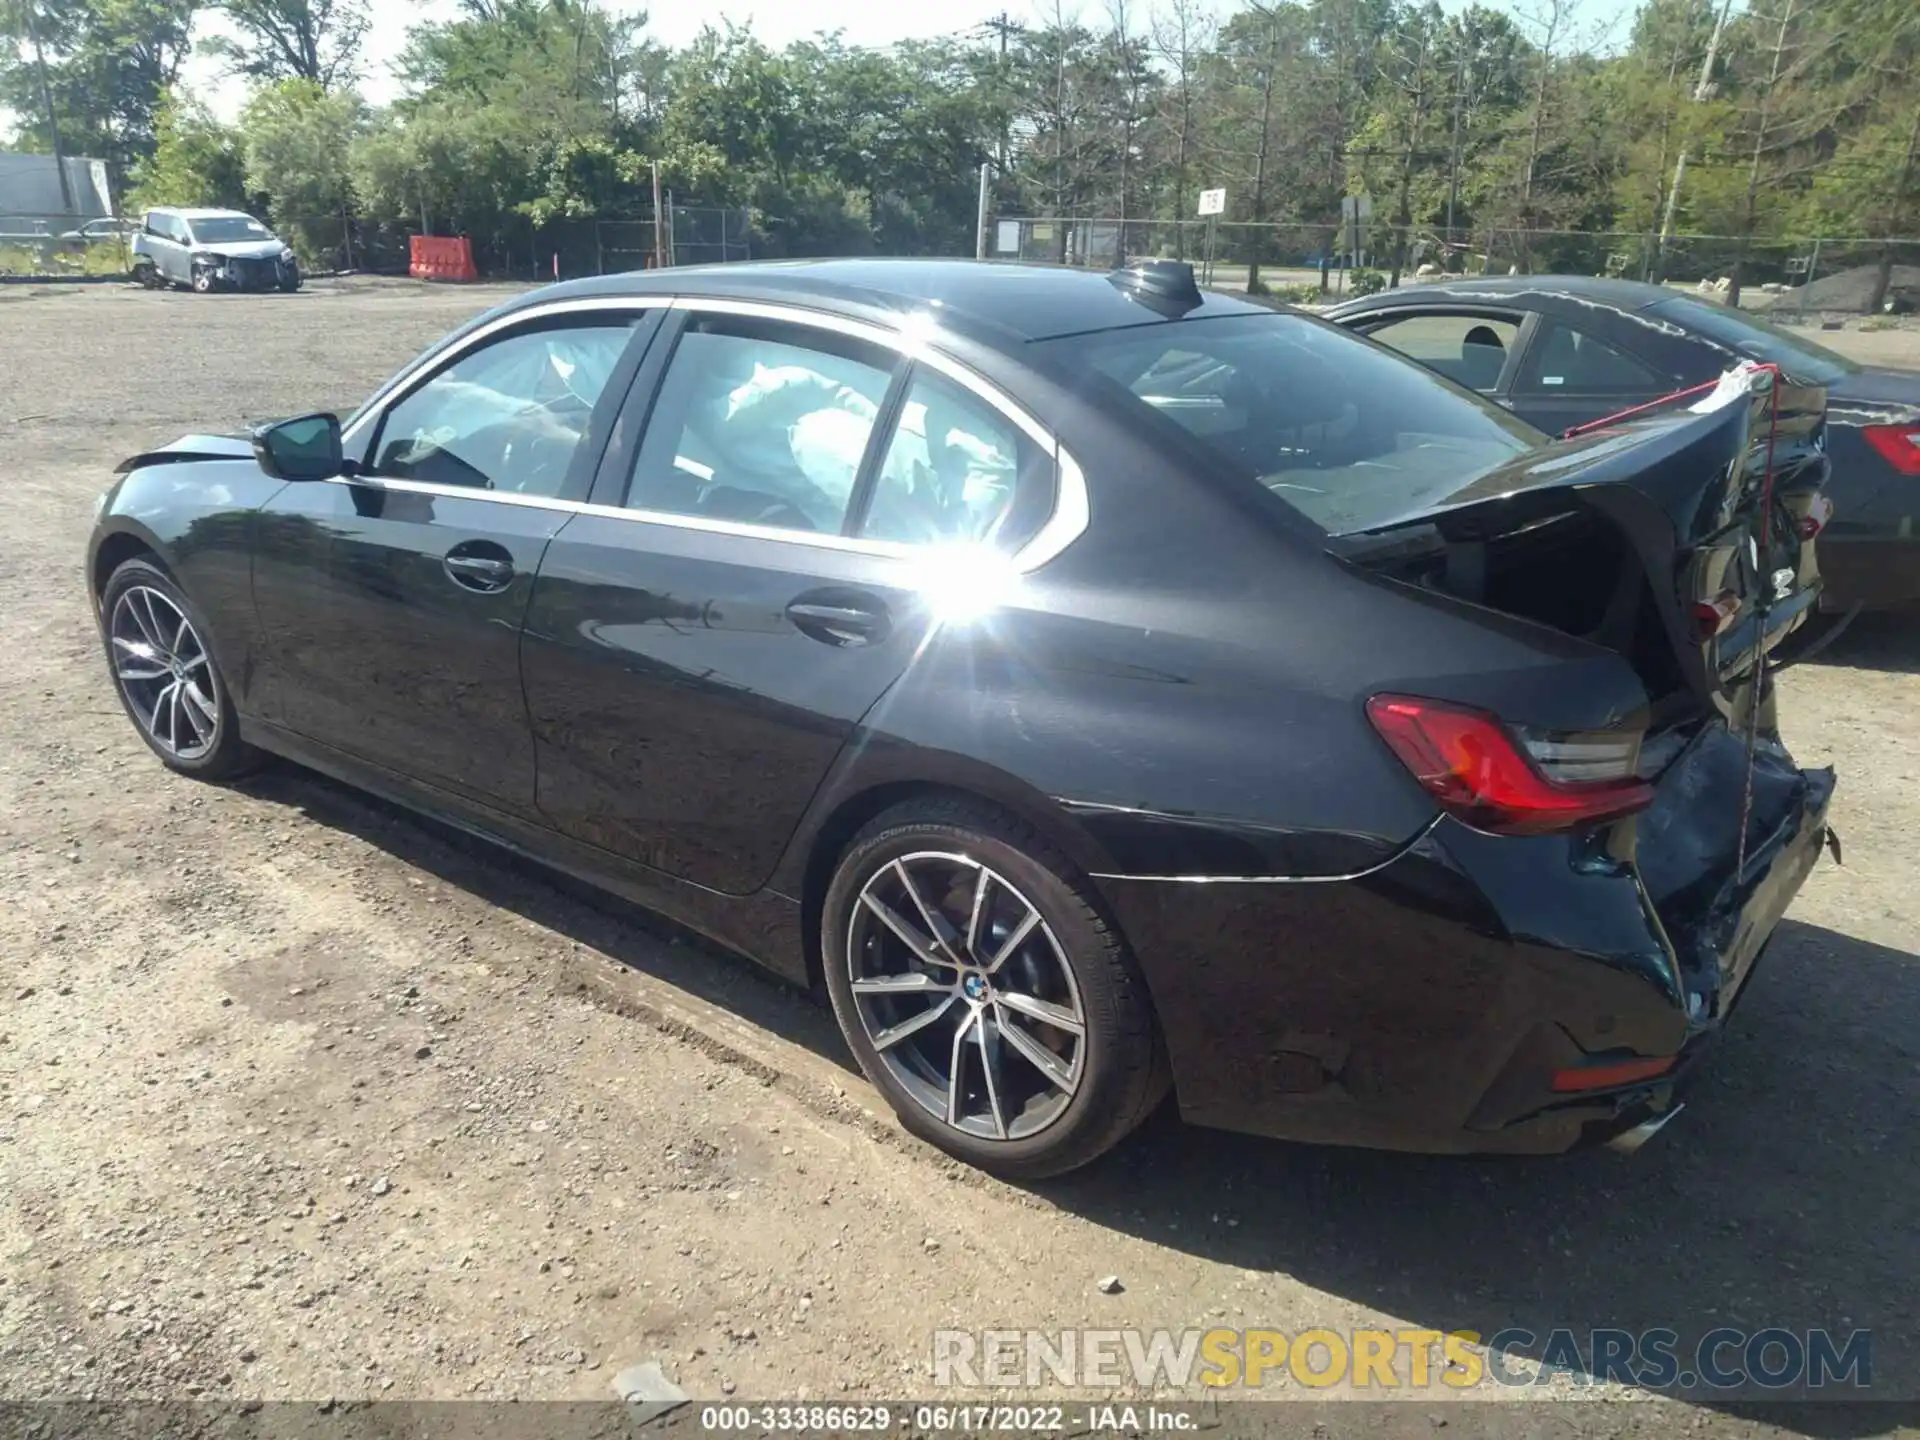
[912,542,1025,628]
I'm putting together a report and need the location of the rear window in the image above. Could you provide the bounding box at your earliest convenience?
[1043,312,1539,534]
[1646,296,1857,385]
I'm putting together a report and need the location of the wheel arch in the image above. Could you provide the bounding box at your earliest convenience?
[789,764,1120,996]
[89,523,173,613]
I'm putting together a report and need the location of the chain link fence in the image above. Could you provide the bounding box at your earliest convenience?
[986,215,1920,314]
[0,213,137,277]
[3,204,753,282]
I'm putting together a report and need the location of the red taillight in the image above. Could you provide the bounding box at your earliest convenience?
[1798,494,1833,541]
[1862,424,1920,476]
[1365,694,1655,837]
[1692,594,1740,640]
[1550,1054,1676,1093]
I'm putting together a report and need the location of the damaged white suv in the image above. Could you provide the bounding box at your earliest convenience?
[131,207,301,294]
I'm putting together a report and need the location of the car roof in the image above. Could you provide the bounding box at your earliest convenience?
[150,207,261,221]
[500,258,1272,344]
[1330,274,1678,315]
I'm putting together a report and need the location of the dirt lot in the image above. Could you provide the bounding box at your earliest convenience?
[3,279,1920,1435]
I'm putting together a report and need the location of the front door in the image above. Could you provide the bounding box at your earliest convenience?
[250,310,656,816]
[523,304,1061,894]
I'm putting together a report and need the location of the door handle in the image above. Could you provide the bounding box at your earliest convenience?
[444,544,515,594]
[787,593,890,647]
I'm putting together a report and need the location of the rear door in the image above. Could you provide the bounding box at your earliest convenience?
[522,299,1065,894]
[145,213,189,282]
[1505,315,1688,435]
[250,305,663,817]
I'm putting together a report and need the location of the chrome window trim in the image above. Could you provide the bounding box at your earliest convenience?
[310,471,925,560]
[333,291,1091,573]
[340,296,676,444]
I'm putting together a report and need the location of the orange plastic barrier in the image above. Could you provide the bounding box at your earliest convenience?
[409,235,479,283]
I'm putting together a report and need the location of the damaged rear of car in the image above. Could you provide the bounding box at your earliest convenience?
[1055,306,1835,1154]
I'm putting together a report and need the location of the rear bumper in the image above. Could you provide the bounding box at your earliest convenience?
[1817,532,1920,612]
[1099,730,1834,1156]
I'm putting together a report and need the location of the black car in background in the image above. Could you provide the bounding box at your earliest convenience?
[89,260,1833,1176]
[1328,276,1920,615]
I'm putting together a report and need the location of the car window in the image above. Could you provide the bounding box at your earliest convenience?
[1042,312,1539,535]
[1645,295,1858,384]
[188,216,273,244]
[370,323,634,498]
[625,317,897,535]
[1363,313,1519,391]
[858,370,1051,547]
[1517,322,1663,393]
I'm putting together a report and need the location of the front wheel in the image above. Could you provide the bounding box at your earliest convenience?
[821,799,1168,1179]
[99,558,259,780]
[191,267,215,294]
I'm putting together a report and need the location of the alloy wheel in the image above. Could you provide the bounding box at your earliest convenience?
[109,585,220,762]
[846,852,1087,1141]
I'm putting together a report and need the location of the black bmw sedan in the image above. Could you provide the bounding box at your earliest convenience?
[88,259,1835,1177]
[1326,275,1920,616]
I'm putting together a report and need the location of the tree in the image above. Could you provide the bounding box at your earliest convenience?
[1151,0,1217,257]
[241,77,364,260]
[124,86,248,210]
[201,0,369,88]
[0,0,197,177]
[1805,0,1920,309]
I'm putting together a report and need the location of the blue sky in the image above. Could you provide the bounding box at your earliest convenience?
[180,0,1647,121]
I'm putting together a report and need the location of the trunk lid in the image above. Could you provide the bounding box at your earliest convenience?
[1333,364,1828,728]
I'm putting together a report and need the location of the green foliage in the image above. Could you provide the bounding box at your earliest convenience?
[125,89,250,212]
[240,78,364,262]
[7,0,1919,295]
[202,0,371,88]
[0,0,196,175]
[1349,268,1388,295]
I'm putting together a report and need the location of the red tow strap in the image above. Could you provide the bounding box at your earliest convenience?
[1560,377,1726,438]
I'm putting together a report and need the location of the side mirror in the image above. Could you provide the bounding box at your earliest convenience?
[252,412,343,482]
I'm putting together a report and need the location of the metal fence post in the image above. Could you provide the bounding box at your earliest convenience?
[1799,237,1822,318]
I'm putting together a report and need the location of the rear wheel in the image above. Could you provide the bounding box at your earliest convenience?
[99,558,259,780]
[821,799,1168,1179]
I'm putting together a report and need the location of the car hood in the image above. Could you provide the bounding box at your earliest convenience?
[115,433,255,475]
[197,239,288,260]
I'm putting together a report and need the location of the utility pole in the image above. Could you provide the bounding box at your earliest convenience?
[1653,0,1735,281]
[976,161,992,259]
[1444,43,1471,253]
[982,11,1022,172]
[651,159,666,268]
[22,2,78,216]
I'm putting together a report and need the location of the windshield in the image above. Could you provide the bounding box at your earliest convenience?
[189,216,274,244]
[1044,312,1540,534]
[1647,296,1857,384]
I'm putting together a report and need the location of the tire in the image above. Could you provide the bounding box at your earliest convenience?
[191,267,215,294]
[130,261,159,289]
[821,798,1169,1179]
[99,557,260,781]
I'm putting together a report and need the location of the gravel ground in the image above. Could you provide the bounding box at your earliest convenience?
[3,279,1920,1436]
